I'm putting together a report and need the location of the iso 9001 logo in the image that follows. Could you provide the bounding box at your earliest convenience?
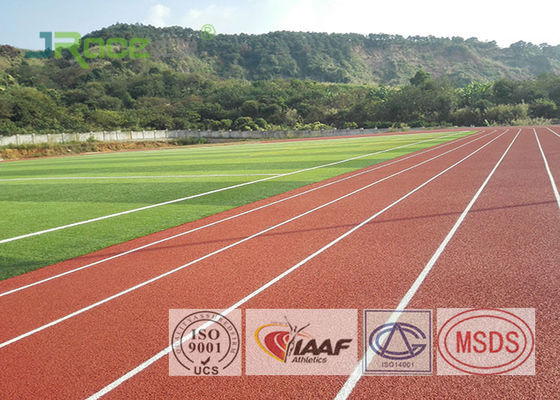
[169,310,241,376]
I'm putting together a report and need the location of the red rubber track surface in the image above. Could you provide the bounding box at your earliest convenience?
[0,127,558,399]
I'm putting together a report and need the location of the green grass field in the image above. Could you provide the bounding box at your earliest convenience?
[0,131,473,280]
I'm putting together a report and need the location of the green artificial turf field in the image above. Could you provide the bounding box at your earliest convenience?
[0,131,474,280]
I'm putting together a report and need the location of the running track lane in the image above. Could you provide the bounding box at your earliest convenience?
[88,135,513,398]
[89,131,519,399]
[535,127,560,210]
[0,130,493,343]
[0,129,511,398]
[343,127,560,399]
[143,127,554,400]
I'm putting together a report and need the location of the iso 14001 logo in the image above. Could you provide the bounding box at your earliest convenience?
[369,322,427,359]
[169,310,241,376]
[363,309,432,375]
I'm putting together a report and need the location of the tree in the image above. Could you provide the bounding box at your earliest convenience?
[233,116,258,131]
[529,99,557,118]
[410,69,431,86]
[456,81,492,109]
[492,79,517,104]
[240,100,260,118]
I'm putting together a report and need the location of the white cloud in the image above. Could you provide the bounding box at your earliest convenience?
[145,4,171,28]
[274,0,319,32]
[181,4,238,33]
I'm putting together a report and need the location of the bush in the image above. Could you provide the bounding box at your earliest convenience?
[254,118,270,130]
[529,99,557,118]
[294,121,331,131]
[220,119,233,129]
[408,120,426,128]
[0,119,19,135]
[510,117,552,126]
[485,104,528,124]
[88,109,126,129]
[368,121,393,129]
[450,107,482,126]
[343,121,358,129]
[233,116,258,131]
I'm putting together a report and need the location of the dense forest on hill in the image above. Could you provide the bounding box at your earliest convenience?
[84,24,560,85]
[1,23,560,135]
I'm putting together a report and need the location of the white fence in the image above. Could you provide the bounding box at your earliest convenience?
[0,128,382,146]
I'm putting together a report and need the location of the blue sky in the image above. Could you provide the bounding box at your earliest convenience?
[2,0,559,50]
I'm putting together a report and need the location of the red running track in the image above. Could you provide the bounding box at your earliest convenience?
[0,127,558,399]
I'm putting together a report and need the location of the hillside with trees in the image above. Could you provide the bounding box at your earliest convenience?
[81,24,560,86]
[1,24,560,135]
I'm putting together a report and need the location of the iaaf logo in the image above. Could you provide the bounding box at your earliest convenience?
[246,309,357,375]
[437,308,535,375]
[24,32,150,69]
[255,317,352,364]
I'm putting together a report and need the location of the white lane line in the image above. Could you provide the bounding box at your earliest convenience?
[86,130,509,400]
[546,126,560,138]
[0,132,469,244]
[335,129,520,400]
[0,174,282,182]
[0,131,501,349]
[534,129,560,211]
[0,131,488,298]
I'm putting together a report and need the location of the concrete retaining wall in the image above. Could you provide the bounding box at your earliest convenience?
[0,128,380,146]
